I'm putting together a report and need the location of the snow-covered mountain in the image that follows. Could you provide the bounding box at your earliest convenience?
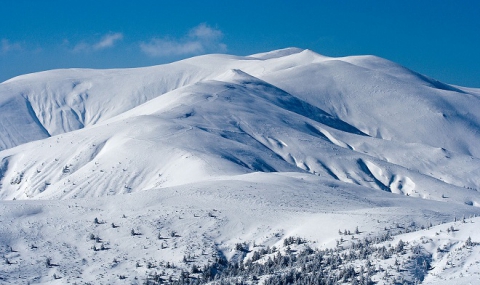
[1,48,480,284]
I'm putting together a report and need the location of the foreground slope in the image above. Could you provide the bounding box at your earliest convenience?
[1,172,480,284]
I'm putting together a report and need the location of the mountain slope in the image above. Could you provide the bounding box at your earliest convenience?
[0,49,322,151]
[259,55,480,157]
[1,67,479,207]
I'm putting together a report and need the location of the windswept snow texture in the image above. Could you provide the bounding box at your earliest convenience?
[1,48,480,284]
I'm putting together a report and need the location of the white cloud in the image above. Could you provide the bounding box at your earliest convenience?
[140,39,203,57]
[189,23,223,40]
[140,23,226,57]
[1,39,22,53]
[94,33,123,50]
[71,32,123,53]
[72,42,90,53]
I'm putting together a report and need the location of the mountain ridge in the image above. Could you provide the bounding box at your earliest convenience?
[1,50,480,204]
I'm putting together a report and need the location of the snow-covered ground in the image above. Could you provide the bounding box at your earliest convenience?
[1,48,480,284]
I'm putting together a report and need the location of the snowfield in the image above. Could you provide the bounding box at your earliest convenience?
[1,48,480,284]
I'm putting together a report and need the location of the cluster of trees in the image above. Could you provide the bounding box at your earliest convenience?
[283,236,306,247]
[143,231,434,285]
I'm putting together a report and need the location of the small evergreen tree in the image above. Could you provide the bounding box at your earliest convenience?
[466,236,473,247]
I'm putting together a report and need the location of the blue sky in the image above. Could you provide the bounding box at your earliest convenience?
[1,0,479,87]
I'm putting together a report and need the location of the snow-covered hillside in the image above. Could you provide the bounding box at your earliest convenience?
[1,48,480,284]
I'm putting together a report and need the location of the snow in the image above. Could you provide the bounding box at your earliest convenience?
[1,173,479,284]
[1,47,480,284]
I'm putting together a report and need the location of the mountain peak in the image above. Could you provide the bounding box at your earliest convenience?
[213,68,257,83]
[248,47,307,59]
